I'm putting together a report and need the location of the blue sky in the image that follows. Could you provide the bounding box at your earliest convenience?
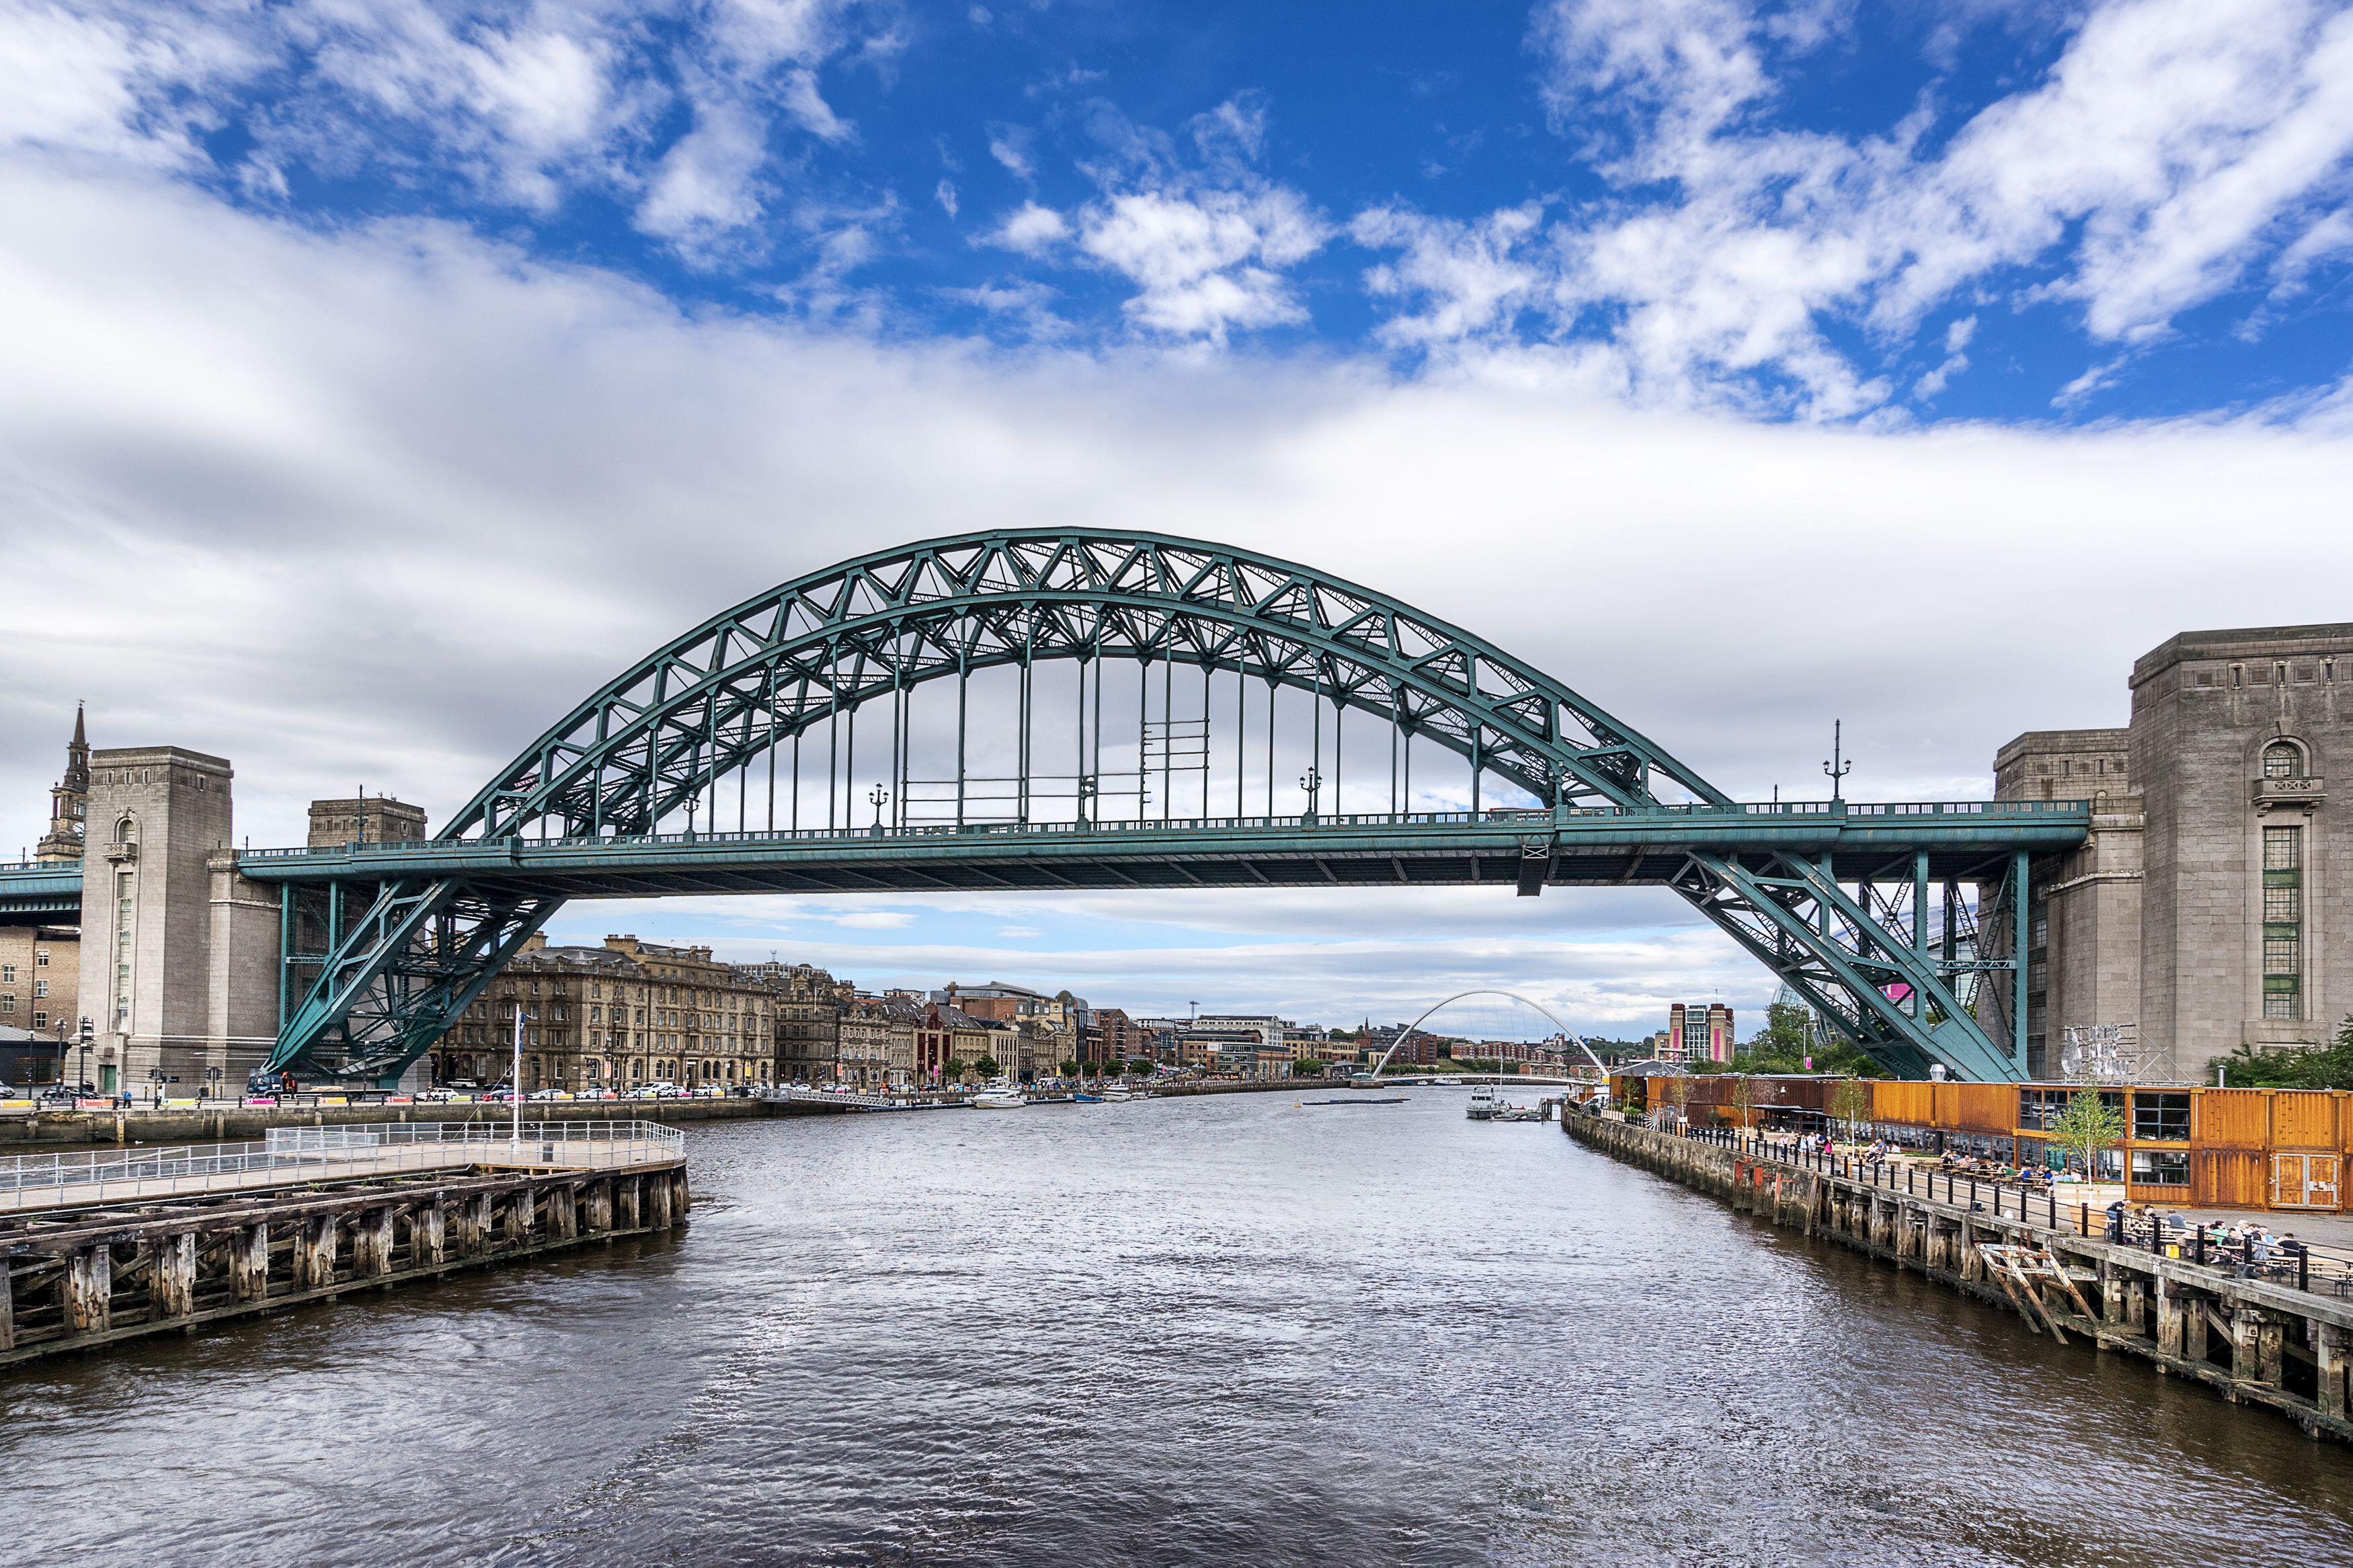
[4,0,2352,1034]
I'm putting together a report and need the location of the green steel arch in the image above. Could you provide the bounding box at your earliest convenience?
[266,528,2029,1086]
[441,530,1726,842]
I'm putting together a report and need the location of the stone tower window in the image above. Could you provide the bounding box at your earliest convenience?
[2264,742,2303,780]
[2263,825,2304,1020]
[116,816,136,843]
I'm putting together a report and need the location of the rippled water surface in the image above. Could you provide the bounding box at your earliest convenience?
[5,1091,2351,1567]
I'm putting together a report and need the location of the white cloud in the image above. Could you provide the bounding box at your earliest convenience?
[1507,0,2353,415]
[1351,203,1545,347]
[934,177,958,216]
[0,0,873,250]
[983,199,1068,255]
[1076,186,1330,341]
[988,124,1034,179]
[637,99,771,246]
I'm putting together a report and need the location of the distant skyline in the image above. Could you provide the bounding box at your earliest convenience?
[5,0,2350,1034]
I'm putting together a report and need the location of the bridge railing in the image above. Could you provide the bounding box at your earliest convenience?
[266,1120,684,1163]
[234,798,2095,863]
[0,1122,683,1211]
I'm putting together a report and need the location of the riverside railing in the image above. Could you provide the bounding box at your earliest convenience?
[1679,1124,2353,1301]
[0,1121,682,1210]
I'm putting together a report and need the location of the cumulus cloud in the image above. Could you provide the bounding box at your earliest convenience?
[1351,203,1545,347]
[1459,0,2353,415]
[0,0,875,252]
[1076,186,1330,341]
[983,199,1068,255]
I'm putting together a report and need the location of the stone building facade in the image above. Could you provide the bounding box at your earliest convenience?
[0,925,79,1079]
[435,934,797,1091]
[1997,623,2352,1083]
[71,746,280,1094]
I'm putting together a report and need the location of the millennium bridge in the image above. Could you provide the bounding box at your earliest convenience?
[3,529,2089,1085]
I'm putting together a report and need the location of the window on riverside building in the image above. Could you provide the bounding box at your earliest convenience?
[2132,1091,2190,1143]
[2131,1150,2190,1188]
[2265,742,2303,779]
[2264,825,2303,1020]
[1,965,12,985]
[0,995,13,1014]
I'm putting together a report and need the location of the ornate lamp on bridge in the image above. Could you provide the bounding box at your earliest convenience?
[1298,766,1322,823]
[1823,720,1853,804]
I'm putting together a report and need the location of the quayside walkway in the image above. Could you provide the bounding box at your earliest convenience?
[1564,1113,2353,1444]
[0,1122,688,1366]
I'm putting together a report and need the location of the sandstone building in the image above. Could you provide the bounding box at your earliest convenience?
[2000,624,2350,1083]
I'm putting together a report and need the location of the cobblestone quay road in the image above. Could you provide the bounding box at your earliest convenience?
[5,1091,2350,1567]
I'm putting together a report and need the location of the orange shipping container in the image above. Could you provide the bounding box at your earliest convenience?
[1873,1081,1933,1127]
[2194,1089,2270,1150]
[1949,1083,2018,1134]
[2270,1089,2339,1151]
[2190,1149,2267,1208]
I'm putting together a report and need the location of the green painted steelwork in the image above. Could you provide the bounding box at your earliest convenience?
[247,529,2083,1085]
[0,861,83,924]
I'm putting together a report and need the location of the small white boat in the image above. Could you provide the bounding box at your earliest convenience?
[1466,1084,1499,1120]
[1099,1087,1136,1102]
[972,1087,1029,1110]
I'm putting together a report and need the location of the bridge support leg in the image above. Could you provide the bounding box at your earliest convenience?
[151,1233,196,1321]
[230,1223,270,1302]
[65,1245,111,1334]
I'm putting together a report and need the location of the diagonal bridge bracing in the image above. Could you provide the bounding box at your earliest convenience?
[242,530,2085,1086]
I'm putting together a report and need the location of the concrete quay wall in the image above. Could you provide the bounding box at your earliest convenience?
[1563,1113,2353,1444]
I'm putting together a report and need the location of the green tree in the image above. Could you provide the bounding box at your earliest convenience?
[1829,1077,1874,1140]
[943,1057,967,1082]
[1295,1057,1328,1077]
[973,1055,1002,1079]
[1728,1075,1760,1130]
[2211,1014,2353,1089]
[1058,1059,1079,1078]
[2050,1089,2125,1180]
[1125,1059,1154,1077]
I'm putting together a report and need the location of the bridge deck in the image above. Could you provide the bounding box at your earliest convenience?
[227,801,2089,897]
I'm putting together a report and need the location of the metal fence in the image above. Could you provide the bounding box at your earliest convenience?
[0,1120,681,1211]
[1683,1125,2353,1301]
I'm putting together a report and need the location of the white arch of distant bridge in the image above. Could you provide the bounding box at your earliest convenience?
[1366,990,1609,1079]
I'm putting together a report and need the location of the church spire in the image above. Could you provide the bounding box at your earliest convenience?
[36,705,90,865]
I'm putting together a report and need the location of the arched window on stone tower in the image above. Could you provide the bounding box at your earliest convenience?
[115,815,137,843]
[2263,741,2304,780]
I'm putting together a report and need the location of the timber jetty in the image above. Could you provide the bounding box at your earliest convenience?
[0,1120,687,1365]
[1564,1112,2353,1443]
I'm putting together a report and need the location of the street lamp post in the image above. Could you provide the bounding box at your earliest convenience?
[869,784,889,834]
[511,1003,527,1144]
[1299,766,1322,822]
[77,1017,92,1096]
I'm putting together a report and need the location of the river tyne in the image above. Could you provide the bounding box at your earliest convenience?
[6,1092,2351,1567]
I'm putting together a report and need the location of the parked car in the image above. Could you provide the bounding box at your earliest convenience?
[414,1087,460,1102]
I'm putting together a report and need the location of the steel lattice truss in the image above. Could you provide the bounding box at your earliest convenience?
[269,528,2028,1084]
[442,531,1724,841]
